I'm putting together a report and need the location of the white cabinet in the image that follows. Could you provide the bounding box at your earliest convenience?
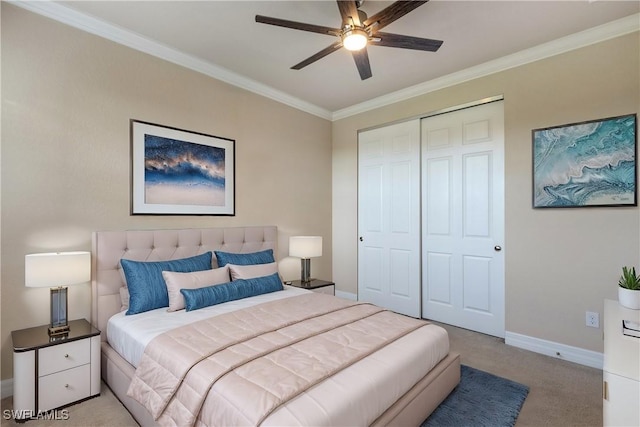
[12,319,101,420]
[603,299,640,427]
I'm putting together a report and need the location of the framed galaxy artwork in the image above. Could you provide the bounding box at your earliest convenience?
[130,120,235,215]
[532,114,636,208]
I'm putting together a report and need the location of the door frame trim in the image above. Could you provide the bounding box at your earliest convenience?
[358,95,505,134]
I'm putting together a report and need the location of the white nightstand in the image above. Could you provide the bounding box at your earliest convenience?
[11,319,101,420]
[603,299,640,427]
[289,279,335,295]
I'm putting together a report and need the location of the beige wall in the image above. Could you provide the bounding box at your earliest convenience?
[333,32,640,353]
[0,5,332,380]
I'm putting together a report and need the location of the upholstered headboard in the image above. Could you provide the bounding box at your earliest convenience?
[91,226,277,340]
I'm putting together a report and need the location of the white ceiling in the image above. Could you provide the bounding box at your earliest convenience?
[17,1,640,119]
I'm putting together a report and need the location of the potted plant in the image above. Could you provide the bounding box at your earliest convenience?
[618,266,640,310]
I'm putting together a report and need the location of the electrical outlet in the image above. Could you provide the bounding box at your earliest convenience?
[586,311,599,328]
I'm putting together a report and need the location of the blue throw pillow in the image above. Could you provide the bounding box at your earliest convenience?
[121,252,212,315]
[181,273,283,311]
[214,249,275,267]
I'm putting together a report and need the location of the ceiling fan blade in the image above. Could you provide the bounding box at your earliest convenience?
[291,41,343,70]
[337,0,362,26]
[256,15,341,36]
[352,48,372,80]
[363,1,429,32]
[373,31,443,51]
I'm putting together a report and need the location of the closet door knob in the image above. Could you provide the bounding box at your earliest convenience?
[359,236,363,242]
[494,245,502,251]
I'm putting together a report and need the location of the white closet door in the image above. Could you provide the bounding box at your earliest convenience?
[358,120,421,318]
[421,101,505,337]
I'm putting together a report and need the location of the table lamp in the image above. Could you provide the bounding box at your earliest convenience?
[289,236,322,284]
[25,251,91,336]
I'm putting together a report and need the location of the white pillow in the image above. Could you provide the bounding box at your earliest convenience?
[228,262,278,280]
[119,287,129,311]
[162,265,230,312]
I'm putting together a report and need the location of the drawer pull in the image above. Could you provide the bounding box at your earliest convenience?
[65,384,69,388]
[64,354,69,358]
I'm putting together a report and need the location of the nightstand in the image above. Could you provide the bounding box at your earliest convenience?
[603,299,640,426]
[289,279,335,295]
[12,319,101,420]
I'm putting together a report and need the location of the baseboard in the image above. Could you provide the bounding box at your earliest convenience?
[505,331,603,370]
[1,378,13,398]
[335,290,357,301]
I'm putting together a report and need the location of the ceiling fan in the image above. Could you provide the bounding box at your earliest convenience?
[255,0,443,80]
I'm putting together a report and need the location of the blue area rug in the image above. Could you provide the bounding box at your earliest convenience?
[422,365,529,427]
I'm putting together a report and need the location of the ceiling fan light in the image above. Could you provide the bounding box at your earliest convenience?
[342,29,368,51]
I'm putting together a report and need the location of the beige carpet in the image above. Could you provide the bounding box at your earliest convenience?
[438,322,602,427]
[1,323,602,426]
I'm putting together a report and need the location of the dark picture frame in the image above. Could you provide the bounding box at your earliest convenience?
[131,120,235,215]
[532,114,637,208]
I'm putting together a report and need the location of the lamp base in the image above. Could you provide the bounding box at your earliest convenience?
[48,324,70,336]
[300,258,312,283]
[49,286,69,336]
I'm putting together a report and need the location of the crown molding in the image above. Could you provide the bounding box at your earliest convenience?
[332,13,640,121]
[8,0,333,120]
[9,2,638,122]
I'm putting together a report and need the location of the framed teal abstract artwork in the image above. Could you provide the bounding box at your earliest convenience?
[532,114,637,208]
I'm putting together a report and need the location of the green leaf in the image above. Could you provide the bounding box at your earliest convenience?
[619,266,640,290]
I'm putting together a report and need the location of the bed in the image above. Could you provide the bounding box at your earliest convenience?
[92,226,460,426]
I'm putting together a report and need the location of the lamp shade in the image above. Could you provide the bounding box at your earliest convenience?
[25,251,91,288]
[289,236,322,259]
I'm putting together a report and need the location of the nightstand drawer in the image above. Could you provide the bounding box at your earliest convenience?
[39,339,90,376]
[38,364,90,412]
